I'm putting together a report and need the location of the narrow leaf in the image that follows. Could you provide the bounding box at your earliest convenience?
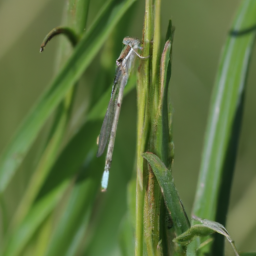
[119,214,135,256]
[83,142,134,256]
[192,216,240,256]
[2,120,101,256]
[1,184,66,256]
[153,22,174,165]
[173,224,213,246]
[44,158,103,256]
[40,27,79,52]
[175,216,240,256]
[5,77,136,255]
[142,152,190,235]
[37,120,101,199]
[192,1,256,254]
[0,0,136,193]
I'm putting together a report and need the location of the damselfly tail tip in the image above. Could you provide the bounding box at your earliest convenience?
[39,47,44,53]
[101,169,109,192]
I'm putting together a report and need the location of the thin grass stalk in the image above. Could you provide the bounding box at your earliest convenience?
[136,0,153,255]
[145,0,165,255]
[152,0,161,110]
[11,112,68,228]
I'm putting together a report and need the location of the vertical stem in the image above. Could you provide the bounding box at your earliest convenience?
[75,0,90,34]
[147,0,165,255]
[152,0,161,109]
[136,0,153,255]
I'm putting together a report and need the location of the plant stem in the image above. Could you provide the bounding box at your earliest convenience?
[152,0,161,110]
[136,0,152,255]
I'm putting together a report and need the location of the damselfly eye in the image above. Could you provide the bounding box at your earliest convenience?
[123,37,141,49]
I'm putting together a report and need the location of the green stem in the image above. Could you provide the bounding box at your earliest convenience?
[148,1,173,255]
[186,240,197,256]
[135,60,147,256]
[151,2,162,254]
[67,0,90,35]
[152,0,161,110]
[135,0,152,255]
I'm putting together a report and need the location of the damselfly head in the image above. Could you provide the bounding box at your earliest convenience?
[123,37,141,49]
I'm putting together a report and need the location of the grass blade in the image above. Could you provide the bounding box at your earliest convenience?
[10,0,88,230]
[154,21,174,166]
[119,214,135,256]
[0,0,136,193]
[143,152,190,236]
[83,144,133,256]
[192,1,256,255]
[1,184,66,256]
[44,158,103,256]
[2,119,101,256]
[37,120,101,199]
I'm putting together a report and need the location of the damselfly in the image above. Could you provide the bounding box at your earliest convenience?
[97,37,148,191]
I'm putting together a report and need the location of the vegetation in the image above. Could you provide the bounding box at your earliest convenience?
[0,0,256,255]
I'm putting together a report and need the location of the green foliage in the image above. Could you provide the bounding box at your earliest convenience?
[0,0,135,193]
[143,152,190,236]
[174,216,239,256]
[192,1,256,254]
[1,0,256,255]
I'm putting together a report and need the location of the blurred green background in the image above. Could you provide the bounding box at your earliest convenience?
[0,0,255,254]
